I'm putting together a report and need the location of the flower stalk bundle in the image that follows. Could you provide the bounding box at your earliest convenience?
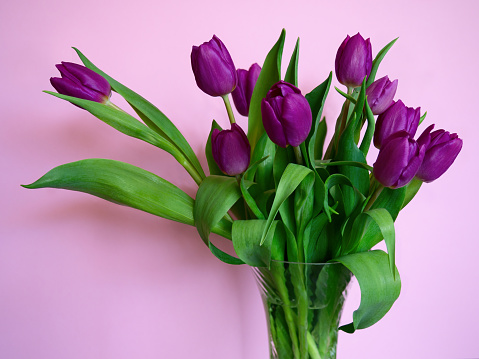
[25,30,462,358]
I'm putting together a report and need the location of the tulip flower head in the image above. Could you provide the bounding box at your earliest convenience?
[374,100,420,149]
[211,123,251,176]
[366,76,398,115]
[50,62,111,104]
[231,63,261,116]
[415,128,463,183]
[261,81,312,148]
[335,33,372,88]
[373,131,426,188]
[191,35,237,97]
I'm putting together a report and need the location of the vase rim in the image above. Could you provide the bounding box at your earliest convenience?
[270,259,342,266]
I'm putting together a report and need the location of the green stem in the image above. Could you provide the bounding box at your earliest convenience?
[272,269,301,359]
[293,146,304,166]
[335,87,353,152]
[364,181,384,212]
[307,331,322,359]
[222,95,236,125]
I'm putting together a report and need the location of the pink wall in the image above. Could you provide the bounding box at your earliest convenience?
[2,0,478,358]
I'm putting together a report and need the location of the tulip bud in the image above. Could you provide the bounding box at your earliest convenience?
[50,62,111,103]
[211,123,251,176]
[373,131,426,188]
[261,81,312,148]
[335,33,372,88]
[191,35,237,97]
[374,100,420,149]
[366,76,398,115]
[231,63,261,116]
[415,128,463,183]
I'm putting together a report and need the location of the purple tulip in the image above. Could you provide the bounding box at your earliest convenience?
[374,100,421,149]
[373,131,426,188]
[366,76,398,115]
[415,127,463,183]
[191,35,237,97]
[335,33,372,88]
[231,63,261,116]
[261,81,312,148]
[50,62,111,103]
[212,123,251,176]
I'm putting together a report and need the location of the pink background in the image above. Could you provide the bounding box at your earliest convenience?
[1,1,478,358]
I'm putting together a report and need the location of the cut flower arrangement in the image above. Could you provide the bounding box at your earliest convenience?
[24,30,462,359]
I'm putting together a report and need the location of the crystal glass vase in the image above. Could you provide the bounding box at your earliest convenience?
[252,261,352,359]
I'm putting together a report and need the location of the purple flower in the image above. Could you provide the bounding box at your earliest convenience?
[415,127,463,183]
[231,63,261,116]
[191,35,237,97]
[50,62,111,103]
[261,81,312,148]
[373,131,426,188]
[366,76,398,115]
[374,100,421,149]
[212,123,251,176]
[335,33,372,88]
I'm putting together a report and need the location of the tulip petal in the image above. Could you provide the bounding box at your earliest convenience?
[261,99,287,148]
[281,93,312,147]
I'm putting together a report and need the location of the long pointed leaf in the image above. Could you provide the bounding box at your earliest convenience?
[74,47,205,180]
[336,250,401,333]
[261,164,313,244]
[248,29,285,151]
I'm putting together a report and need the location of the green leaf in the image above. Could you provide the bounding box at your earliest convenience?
[336,250,401,333]
[46,92,179,155]
[240,158,267,220]
[232,220,278,267]
[323,173,364,221]
[205,120,223,176]
[358,99,375,156]
[74,47,205,181]
[209,242,244,265]
[248,29,286,152]
[22,159,230,238]
[250,132,276,191]
[335,81,369,215]
[315,160,373,172]
[194,176,242,244]
[305,73,333,165]
[194,175,254,264]
[366,38,399,87]
[334,86,357,103]
[347,209,396,276]
[284,37,300,86]
[261,164,313,245]
[355,187,406,252]
[419,111,427,125]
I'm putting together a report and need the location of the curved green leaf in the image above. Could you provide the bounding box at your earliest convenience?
[232,220,279,267]
[261,163,313,245]
[194,176,240,245]
[336,250,401,333]
[205,120,223,176]
[366,38,398,87]
[241,157,268,219]
[347,209,396,276]
[22,159,230,238]
[305,73,332,166]
[74,47,205,181]
[248,29,285,151]
[46,92,178,155]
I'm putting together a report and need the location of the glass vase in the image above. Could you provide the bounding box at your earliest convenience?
[252,261,352,359]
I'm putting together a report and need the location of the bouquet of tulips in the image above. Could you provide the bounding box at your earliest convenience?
[24,30,462,358]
